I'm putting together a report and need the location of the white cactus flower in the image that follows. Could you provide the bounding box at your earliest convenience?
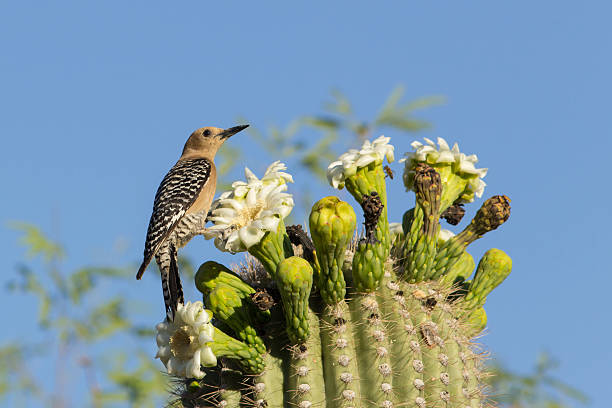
[204,161,294,253]
[438,228,456,242]
[401,137,487,202]
[408,137,455,164]
[389,222,454,243]
[155,301,216,379]
[389,222,404,240]
[327,135,395,189]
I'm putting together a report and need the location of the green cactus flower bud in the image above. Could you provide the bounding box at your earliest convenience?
[309,196,357,305]
[195,261,254,294]
[195,260,271,323]
[466,307,487,336]
[209,325,264,374]
[441,251,475,286]
[276,256,314,343]
[464,248,512,310]
[247,219,294,279]
[352,240,385,292]
[206,284,267,354]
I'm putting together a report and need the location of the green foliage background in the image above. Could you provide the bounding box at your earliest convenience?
[2,89,587,407]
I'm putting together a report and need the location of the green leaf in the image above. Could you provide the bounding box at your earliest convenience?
[12,265,54,326]
[325,89,353,115]
[374,86,444,131]
[105,353,167,406]
[10,222,65,262]
[487,353,589,407]
[300,115,341,130]
[72,298,130,341]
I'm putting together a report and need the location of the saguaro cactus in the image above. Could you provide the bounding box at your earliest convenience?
[152,138,512,408]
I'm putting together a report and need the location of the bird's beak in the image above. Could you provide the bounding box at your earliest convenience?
[220,124,249,139]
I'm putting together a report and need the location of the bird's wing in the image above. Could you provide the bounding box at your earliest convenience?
[136,158,212,279]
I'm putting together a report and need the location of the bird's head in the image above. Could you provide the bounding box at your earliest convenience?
[181,125,249,160]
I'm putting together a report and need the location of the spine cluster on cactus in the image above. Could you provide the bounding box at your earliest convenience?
[155,137,512,408]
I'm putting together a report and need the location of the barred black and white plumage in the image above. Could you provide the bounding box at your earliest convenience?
[137,158,212,319]
[136,125,248,321]
[139,158,212,273]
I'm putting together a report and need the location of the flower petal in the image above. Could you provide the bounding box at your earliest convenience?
[203,162,295,251]
[326,135,395,189]
[239,225,266,248]
[155,345,171,359]
[154,301,217,378]
[403,137,487,203]
[187,349,205,379]
[438,229,456,242]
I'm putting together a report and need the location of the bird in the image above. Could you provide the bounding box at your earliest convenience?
[137,124,249,320]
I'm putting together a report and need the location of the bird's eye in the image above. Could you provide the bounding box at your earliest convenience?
[203,129,211,137]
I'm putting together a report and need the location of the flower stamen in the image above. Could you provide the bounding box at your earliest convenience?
[236,200,266,228]
[205,162,294,253]
[170,326,199,359]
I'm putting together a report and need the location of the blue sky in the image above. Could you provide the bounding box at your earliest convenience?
[1,1,611,406]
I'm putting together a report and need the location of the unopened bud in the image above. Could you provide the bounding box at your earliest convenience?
[471,195,511,235]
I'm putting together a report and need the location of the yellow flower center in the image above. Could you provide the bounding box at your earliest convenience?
[234,200,266,228]
[169,325,199,359]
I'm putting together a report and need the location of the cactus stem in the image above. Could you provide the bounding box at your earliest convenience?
[419,297,465,408]
[377,273,424,405]
[348,292,397,407]
[250,350,285,407]
[319,301,362,407]
[286,308,326,407]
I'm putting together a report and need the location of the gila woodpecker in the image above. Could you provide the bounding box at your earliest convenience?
[137,125,248,320]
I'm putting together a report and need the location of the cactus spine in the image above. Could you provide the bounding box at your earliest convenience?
[156,137,512,408]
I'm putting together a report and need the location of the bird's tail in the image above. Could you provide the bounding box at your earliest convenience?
[163,243,184,321]
[136,260,148,280]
